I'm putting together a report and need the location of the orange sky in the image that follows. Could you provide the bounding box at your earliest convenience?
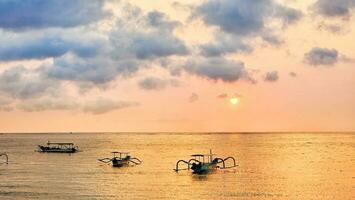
[0,0,354,132]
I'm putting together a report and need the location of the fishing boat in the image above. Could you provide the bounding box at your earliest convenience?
[0,153,8,164]
[175,150,237,174]
[98,151,142,167]
[37,142,79,153]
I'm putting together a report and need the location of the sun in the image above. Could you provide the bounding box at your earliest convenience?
[229,97,239,105]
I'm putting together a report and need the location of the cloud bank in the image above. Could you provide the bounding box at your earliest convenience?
[193,0,302,55]
[0,0,110,30]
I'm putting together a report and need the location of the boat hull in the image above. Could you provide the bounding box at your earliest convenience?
[38,146,78,153]
[192,163,218,174]
[112,159,129,167]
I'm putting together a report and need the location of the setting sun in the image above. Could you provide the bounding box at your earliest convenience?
[229,97,239,105]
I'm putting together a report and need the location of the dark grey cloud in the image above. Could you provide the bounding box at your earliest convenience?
[0,66,59,99]
[183,58,256,83]
[199,34,252,57]
[312,0,355,19]
[192,0,302,57]
[138,77,180,90]
[264,71,279,82]
[0,32,104,61]
[194,0,302,39]
[110,9,188,60]
[82,98,139,115]
[189,93,199,103]
[45,54,140,85]
[0,0,110,30]
[147,11,181,30]
[274,3,304,25]
[304,47,339,66]
[114,31,188,60]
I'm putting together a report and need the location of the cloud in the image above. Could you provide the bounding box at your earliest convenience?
[0,97,14,112]
[110,8,189,60]
[312,0,355,19]
[0,2,190,96]
[304,47,339,66]
[264,71,279,82]
[289,72,297,77]
[0,31,105,61]
[147,11,181,30]
[261,34,284,46]
[199,34,253,57]
[217,93,242,99]
[111,31,188,60]
[45,53,140,85]
[191,0,302,57]
[317,22,346,33]
[17,98,78,112]
[172,2,194,11]
[194,0,302,43]
[0,66,59,99]
[15,97,139,114]
[138,77,180,90]
[0,0,110,30]
[183,58,256,83]
[0,97,11,106]
[0,106,13,112]
[82,98,139,115]
[188,93,199,103]
[217,93,228,99]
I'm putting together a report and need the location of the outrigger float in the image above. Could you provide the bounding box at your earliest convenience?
[175,150,237,174]
[37,142,79,153]
[0,153,8,164]
[98,152,142,167]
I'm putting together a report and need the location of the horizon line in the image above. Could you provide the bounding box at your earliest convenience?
[1,131,354,134]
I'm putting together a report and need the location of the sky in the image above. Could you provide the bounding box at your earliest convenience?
[0,0,354,132]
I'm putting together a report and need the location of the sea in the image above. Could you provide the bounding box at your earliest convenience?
[0,132,354,200]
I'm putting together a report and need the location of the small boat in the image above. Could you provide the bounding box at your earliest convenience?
[0,153,8,164]
[98,151,142,167]
[37,142,79,153]
[175,150,237,174]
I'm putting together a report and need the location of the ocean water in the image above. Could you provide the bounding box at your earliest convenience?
[0,132,354,200]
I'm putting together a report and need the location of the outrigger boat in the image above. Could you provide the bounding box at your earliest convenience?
[37,142,79,153]
[98,151,142,167]
[175,150,237,174]
[0,153,8,164]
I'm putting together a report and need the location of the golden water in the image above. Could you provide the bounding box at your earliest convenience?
[0,133,354,199]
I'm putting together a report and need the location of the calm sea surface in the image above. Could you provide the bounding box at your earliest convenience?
[0,133,354,200]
